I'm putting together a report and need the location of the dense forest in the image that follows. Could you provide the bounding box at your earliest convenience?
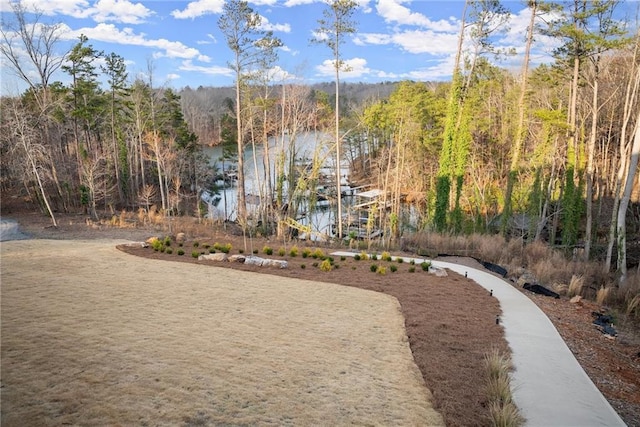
[1,0,639,279]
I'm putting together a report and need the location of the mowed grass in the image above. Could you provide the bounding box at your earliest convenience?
[1,239,444,426]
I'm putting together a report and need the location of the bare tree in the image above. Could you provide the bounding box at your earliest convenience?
[0,0,67,111]
[4,98,57,226]
[311,0,358,239]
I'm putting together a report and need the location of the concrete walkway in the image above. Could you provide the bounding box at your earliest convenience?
[332,251,626,427]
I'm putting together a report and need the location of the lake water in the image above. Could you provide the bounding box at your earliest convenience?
[201,131,356,237]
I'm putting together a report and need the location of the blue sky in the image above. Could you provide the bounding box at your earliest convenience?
[1,0,638,95]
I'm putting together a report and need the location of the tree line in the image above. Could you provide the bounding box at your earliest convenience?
[1,0,639,278]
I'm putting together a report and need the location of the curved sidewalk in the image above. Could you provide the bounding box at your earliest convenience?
[332,252,626,427]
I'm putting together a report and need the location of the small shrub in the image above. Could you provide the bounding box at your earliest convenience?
[238,249,244,254]
[164,236,171,246]
[410,259,415,265]
[193,241,199,248]
[421,261,431,271]
[354,254,361,261]
[326,256,334,264]
[371,254,378,261]
[302,248,311,258]
[289,246,299,257]
[253,249,259,254]
[381,251,392,262]
[334,264,340,269]
[278,247,286,257]
[209,248,216,254]
[370,264,378,273]
[263,245,273,255]
[312,248,325,259]
[300,264,306,269]
[390,265,398,273]
[377,266,387,275]
[320,259,333,272]
[312,262,319,268]
[340,256,346,261]
[177,249,185,256]
[352,266,357,270]
[359,251,369,261]
[408,266,416,273]
[191,250,199,258]
[397,257,404,263]
[165,247,173,254]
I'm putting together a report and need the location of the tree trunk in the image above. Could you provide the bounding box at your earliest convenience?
[616,108,640,280]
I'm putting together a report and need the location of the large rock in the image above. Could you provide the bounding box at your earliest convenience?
[175,232,186,244]
[228,254,246,263]
[244,255,288,269]
[199,253,228,262]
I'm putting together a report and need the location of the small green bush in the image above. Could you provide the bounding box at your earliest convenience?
[354,254,361,261]
[193,241,199,248]
[370,264,378,273]
[371,254,378,261]
[390,265,398,273]
[302,248,311,258]
[408,266,415,273]
[209,248,216,254]
[312,262,319,268]
[191,250,200,258]
[165,247,173,254]
[312,248,325,259]
[263,245,273,255]
[278,247,286,256]
[253,249,259,254]
[397,257,404,263]
[238,249,244,254]
[320,259,332,272]
[340,256,346,261]
[410,259,415,265]
[301,264,306,269]
[164,236,171,246]
[289,246,299,257]
[177,249,185,256]
[421,261,431,271]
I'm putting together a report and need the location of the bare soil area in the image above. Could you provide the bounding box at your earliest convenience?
[2,211,640,426]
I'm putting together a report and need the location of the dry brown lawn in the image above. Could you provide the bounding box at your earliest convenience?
[1,239,445,426]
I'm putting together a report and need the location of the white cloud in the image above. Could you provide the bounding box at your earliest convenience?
[21,0,152,24]
[179,59,233,77]
[353,33,392,46]
[89,0,153,24]
[282,0,315,7]
[166,73,180,81]
[376,0,457,31]
[259,16,291,33]
[171,0,225,19]
[63,23,211,62]
[392,30,458,55]
[315,57,371,78]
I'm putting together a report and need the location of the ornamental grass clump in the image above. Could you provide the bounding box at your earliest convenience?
[381,251,392,262]
[278,247,286,256]
[377,266,387,275]
[262,245,273,255]
[302,248,311,258]
[289,246,299,257]
[359,251,369,261]
[484,347,523,427]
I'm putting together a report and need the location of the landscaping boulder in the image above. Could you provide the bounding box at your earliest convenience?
[199,253,228,262]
